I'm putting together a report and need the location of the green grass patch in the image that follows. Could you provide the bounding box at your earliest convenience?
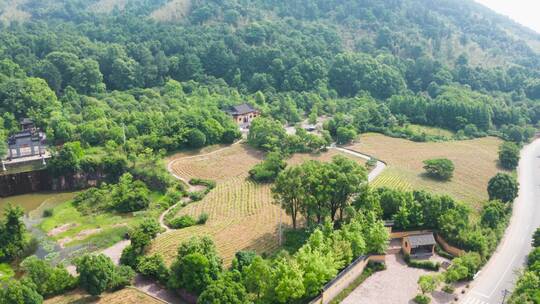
[407,124,455,138]
[0,263,15,282]
[67,225,130,249]
[39,191,167,251]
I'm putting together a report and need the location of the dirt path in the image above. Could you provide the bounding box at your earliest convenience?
[166,140,243,190]
[330,146,387,182]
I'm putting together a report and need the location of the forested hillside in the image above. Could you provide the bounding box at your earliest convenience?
[0,0,540,156]
[1,1,539,303]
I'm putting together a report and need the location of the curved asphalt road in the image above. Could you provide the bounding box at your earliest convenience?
[461,138,540,304]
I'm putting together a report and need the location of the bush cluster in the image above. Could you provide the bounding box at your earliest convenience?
[404,256,440,271]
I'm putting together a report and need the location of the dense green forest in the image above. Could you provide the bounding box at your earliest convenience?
[1,0,540,160]
[0,0,539,303]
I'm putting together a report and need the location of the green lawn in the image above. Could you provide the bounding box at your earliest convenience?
[39,191,167,250]
[406,124,455,138]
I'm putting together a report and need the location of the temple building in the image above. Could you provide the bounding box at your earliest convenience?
[7,118,47,160]
[225,103,260,127]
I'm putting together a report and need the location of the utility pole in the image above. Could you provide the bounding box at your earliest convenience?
[122,123,126,145]
[278,211,282,246]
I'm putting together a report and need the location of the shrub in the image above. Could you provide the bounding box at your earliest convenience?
[119,245,142,268]
[110,265,135,291]
[21,256,77,297]
[435,245,454,260]
[137,254,169,284]
[336,126,357,144]
[533,227,540,247]
[365,158,377,169]
[498,142,520,170]
[189,178,216,189]
[487,173,519,203]
[405,256,440,271]
[169,215,197,229]
[414,294,431,304]
[163,189,183,208]
[423,158,454,180]
[42,208,53,217]
[443,285,455,294]
[189,191,206,201]
[249,151,287,183]
[197,213,209,225]
[187,129,207,148]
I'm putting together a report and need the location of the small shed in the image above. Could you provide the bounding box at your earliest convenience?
[402,233,436,258]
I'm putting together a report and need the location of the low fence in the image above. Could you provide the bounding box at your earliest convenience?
[390,229,433,239]
[309,255,385,304]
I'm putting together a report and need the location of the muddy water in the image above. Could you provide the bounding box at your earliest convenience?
[0,192,77,217]
[0,192,79,262]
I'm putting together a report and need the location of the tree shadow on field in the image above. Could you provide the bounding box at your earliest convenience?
[241,144,266,160]
[418,172,452,183]
[237,222,295,258]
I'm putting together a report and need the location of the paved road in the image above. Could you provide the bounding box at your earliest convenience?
[462,138,540,304]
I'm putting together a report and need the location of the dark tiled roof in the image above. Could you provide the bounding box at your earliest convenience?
[21,118,34,125]
[228,103,257,115]
[406,233,436,247]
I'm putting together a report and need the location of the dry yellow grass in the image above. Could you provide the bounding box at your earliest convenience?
[45,288,164,304]
[151,144,366,266]
[88,0,127,14]
[150,0,191,23]
[0,0,30,24]
[349,133,505,209]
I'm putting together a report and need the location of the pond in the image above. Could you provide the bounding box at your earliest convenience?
[0,192,78,217]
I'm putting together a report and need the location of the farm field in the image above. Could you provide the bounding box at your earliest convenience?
[151,143,367,265]
[349,133,504,209]
[44,287,163,304]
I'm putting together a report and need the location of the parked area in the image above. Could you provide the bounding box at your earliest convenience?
[342,254,457,304]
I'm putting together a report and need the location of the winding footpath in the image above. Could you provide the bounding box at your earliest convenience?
[461,138,540,304]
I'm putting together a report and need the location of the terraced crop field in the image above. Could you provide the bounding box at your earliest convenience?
[152,143,366,265]
[44,287,164,304]
[349,133,504,209]
[370,168,412,191]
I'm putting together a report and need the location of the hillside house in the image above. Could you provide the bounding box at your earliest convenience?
[225,103,260,127]
[6,118,47,160]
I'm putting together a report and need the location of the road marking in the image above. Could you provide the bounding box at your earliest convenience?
[471,291,489,298]
[487,241,520,297]
[461,295,490,304]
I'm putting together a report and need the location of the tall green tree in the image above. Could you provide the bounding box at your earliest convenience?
[498,142,520,170]
[169,236,223,295]
[487,173,519,203]
[272,166,305,229]
[0,279,43,304]
[75,254,116,296]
